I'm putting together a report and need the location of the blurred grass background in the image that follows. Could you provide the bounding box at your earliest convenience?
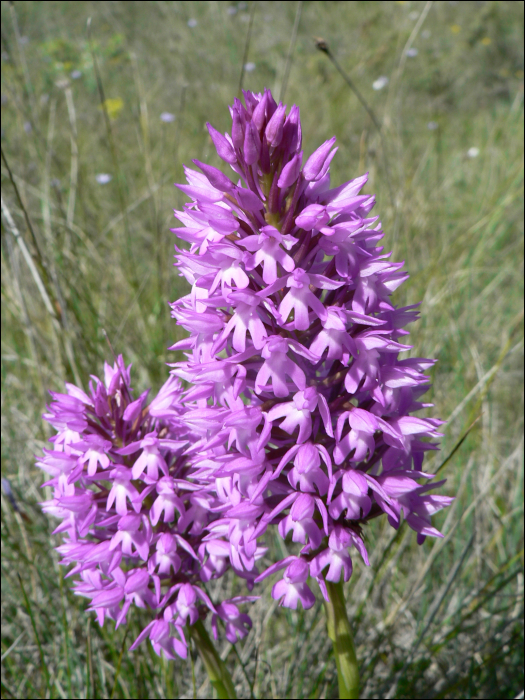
[1,1,523,698]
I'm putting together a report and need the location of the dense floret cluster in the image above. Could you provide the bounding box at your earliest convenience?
[38,358,258,659]
[170,88,452,609]
[38,88,452,660]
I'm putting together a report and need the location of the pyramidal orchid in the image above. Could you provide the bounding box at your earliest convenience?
[37,88,453,700]
[170,88,452,697]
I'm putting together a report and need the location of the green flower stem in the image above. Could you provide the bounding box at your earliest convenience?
[188,619,237,699]
[324,580,360,699]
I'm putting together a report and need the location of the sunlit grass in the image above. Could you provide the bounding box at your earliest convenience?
[1,1,523,698]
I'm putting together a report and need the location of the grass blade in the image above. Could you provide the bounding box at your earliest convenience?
[17,573,51,696]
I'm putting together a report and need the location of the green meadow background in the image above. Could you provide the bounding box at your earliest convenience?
[1,1,523,698]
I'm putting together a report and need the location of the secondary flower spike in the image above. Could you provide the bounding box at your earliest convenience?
[37,358,259,661]
[171,88,452,609]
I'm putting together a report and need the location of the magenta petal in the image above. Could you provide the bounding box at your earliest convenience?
[265,102,286,146]
[278,152,303,189]
[207,123,237,164]
[303,137,336,181]
[244,120,261,165]
[192,160,234,193]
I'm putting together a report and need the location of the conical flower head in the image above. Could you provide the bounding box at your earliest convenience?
[172,89,451,610]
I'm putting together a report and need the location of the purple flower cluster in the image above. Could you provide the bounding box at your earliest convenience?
[38,357,257,660]
[170,89,452,610]
[38,88,453,662]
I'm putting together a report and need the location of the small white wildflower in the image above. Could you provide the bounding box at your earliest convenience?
[160,112,176,123]
[70,70,82,79]
[227,6,237,15]
[187,18,197,27]
[96,173,112,184]
[244,62,256,72]
[372,76,389,91]
[467,147,480,158]
[406,48,418,57]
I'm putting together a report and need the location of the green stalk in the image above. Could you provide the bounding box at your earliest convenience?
[324,580,360,699]
[188,619,236,699]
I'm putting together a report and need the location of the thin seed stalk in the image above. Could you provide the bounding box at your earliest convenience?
[324,580,360,699]
[188,619,236,699]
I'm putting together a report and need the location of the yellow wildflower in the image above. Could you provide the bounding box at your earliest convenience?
[99,97,124,120]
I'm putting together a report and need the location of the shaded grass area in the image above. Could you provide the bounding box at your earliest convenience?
[1,1,523,698]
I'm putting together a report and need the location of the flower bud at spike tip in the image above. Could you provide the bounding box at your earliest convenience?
[303,136,337,181]
[244,120,262,165]
[206,123,237,164]
[252,90,268,131]
[231,107,244,149]
[265,102,286,147]
[277,152,303,189]
[192,159,234,192]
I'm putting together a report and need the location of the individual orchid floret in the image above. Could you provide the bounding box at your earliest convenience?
[265,101,286,146]
[173,583,215,626]
[328,470,372,521]
[309,307,359,363]
[149,477,185,525]
[148,375,185,420]
[295,203,331,231]
[303,137,337,181]
[206,122,237,165]
[109,514,152,560]
[130,618,188,660]
[375,472,453,543]
[287,443,331,495]
[118,434,170,480]
[279,269,343,331]
[267,387,333,444]
[219,289,268,352]
[106,466,142,516]
[240,225,296,284]
[278,493,324,548]
[310,526,355,583]
[255,336,306,397]
[334,408,378,465]
[277,151,303,188]
[148,533,181,575]
[271,557,316,610]
[77,435,112,476]
[211,596,258,643]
